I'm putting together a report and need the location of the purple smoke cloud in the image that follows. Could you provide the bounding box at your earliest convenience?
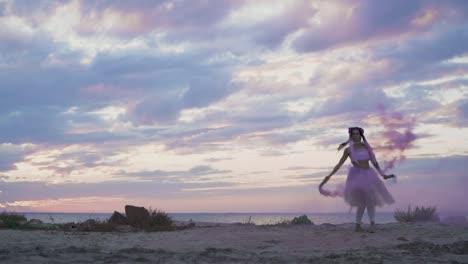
[373,105,418,172]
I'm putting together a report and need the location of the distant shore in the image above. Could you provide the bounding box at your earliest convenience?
[1,221,467,263]
[17,211,468,226]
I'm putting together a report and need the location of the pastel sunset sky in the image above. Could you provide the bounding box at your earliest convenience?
[0,0,467,213]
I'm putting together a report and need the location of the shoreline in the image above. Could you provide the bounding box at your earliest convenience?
[1,222,467,263]
[18,211,468,226]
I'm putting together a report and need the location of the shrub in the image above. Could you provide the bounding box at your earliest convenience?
[275,219,292,225]
[142,208,175,231]
[394,205,439,222]
[0,211,27,229]
[83,219,117,232]
[291,215,313,225]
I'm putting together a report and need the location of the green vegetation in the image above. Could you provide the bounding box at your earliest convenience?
[273,219,292,225]
[140,208,175,231]
[0,208,177,232]
[0,211,27,229]
[394,205,439,222]
[263,215,314,226]
[291,215,314,225]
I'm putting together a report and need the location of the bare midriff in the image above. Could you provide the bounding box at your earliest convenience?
[353,160,371,169]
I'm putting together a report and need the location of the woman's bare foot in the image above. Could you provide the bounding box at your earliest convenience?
[355,223,364,232]
[368,222,376,233]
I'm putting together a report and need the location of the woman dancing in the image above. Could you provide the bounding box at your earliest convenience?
[319,127,395,233]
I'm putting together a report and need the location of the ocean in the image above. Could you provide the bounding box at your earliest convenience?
[20,211,468,225]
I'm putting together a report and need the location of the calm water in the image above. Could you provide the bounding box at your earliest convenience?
[20,211,467,225]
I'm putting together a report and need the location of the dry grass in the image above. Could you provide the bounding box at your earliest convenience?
[139,208,176,231]
[0,211,27,229]
[262,215,314,226]
[394,205,439,222]
[147,208,173,226]
[0,208,178,232]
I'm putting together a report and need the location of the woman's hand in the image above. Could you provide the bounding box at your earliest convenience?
[319,175,331,188]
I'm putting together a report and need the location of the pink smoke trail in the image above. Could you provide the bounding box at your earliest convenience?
[319,184,345,197]
[375,105,418,173]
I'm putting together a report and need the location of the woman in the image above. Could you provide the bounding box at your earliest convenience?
[319,127,395,233]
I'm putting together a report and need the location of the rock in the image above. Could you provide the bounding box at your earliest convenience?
[173,220,196,228]
[78,219,97,231]
[28,219,43,225]
[26,219,50,229]
[114,224,138,232]
[397,236,409,241]
[440,216,467,225]
[108,211,128,225]
[62,222,78,231]
[125,205,150,227]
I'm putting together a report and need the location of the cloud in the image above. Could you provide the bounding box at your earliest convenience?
[0,144,37,171]
[204,157,234,163]
[182,74,240,109]
[247,1,315,49]
[76,0,246,37]
[282,166,316,171]
[1,155,466,212]
[373,23,468,69]
[0,0,254,145]
[309,88,394,120]
[292,0,468,53]
[292,0,422,52]
[0,0,467,213]
[390,155,468,181]
[32,149,122,177]
[0,29,245,145]
[454,99,468,126]
[387,155,468,211]
[124,165,231,182]
[0,180,223,203]
[128,71,240,125]
[0,107,65,144]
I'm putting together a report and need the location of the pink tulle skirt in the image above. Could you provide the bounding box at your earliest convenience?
[343,167,395,207]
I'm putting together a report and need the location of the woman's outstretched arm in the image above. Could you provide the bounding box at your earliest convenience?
[371,160,394,179]
[371,160,384,176]
[319,149,349,188]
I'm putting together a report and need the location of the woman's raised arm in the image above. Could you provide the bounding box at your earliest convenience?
[319,149,349,188]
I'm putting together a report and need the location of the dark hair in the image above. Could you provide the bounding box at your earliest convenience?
[337,127,366,151]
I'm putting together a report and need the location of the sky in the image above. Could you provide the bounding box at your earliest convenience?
[0,0,467,213]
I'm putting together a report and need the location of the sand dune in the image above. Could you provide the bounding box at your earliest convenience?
[1,222,467,263]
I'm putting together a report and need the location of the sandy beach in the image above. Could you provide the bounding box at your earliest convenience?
[1,222,467,263]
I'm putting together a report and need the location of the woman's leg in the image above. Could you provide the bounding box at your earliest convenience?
[367,205,376,233]
[367,205,375,223]
[355,206,365,231]
[356,206,365,223]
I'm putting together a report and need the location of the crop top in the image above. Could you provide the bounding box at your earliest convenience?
[352,148,370,161]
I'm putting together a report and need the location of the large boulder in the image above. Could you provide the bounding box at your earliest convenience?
[108,211,128,225]
[62,222,78,231]
[125,205,150,227]
[26,219,50,229]
[28,219,43,225]
[78,219,98,231]
[441,216,467,225]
